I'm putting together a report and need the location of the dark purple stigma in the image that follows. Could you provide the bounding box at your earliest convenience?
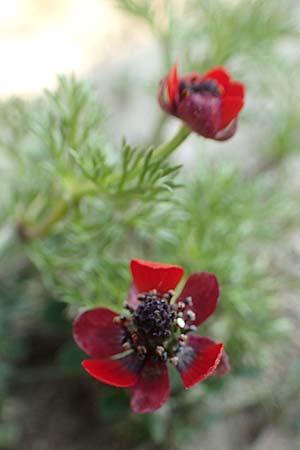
[133,293,175,341]
[179,79,220,98]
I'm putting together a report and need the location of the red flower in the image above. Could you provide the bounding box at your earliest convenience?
[158,63,245,140]
[73,259,230,414]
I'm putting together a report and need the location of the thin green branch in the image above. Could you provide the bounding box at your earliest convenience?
[154,124,191,159]
[19,198,71,240]
[18,124,191,241]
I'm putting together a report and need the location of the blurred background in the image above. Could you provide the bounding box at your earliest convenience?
[1,0,300,449]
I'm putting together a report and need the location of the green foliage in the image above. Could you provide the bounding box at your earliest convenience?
[154,163,293,367]
[1,76,181,234]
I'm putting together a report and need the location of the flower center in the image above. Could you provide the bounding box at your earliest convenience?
[179,79,221,98]
[133,291,174,341]
[116,290,196,364]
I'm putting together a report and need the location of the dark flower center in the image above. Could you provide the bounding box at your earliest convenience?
[179,79,220,98]
[116,290,196,364]
[133,292,174,341]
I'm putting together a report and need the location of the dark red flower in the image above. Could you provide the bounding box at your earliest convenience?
[73,259,230,414]
[158,63,245,140]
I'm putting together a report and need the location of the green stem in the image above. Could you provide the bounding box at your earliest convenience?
[154,124,191,159]
[19,197,71,240]
[19,124,191,240]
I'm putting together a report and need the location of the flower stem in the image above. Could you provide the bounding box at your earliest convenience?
[154,124,191,160]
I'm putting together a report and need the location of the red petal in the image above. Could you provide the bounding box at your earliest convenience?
[73,308,124,358]
[186,335,230,376]
[220,96,244,129]
[130,360,170,413]
[130,259,184,294]
[166,62,179,105]
[176,272,220,326]
[203,67,230,90]
[82,355,141,387]
[224,81,245,98]
[177,340,224,388]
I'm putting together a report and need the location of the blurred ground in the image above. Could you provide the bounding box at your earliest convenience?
[0,0,149,97]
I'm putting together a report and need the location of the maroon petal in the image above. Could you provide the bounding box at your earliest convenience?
[176,272,220,326]
[126,283,139,309]
[73,307,125,358]
[177,338,224,388]
[130,360,170,413]
[177,94,222,138]
[130,259,184,294]
[186,335,230,376]
[214,119,238,141]
[82,354,142,387]
[158,78,173,114]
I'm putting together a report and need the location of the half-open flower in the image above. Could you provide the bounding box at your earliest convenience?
[73,259,229,414]
[158,63,245,140]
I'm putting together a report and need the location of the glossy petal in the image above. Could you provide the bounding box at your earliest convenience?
[186,335,230,376]
[177,339,224,388]
[221,96,244,129]
[82,355,142,387]
[167,62,179,105]
[73,308,124,358]
[215,119,237,141]
[224,81,245,98]
[203,67,230,90]
[130,360,170,413]
[177,94,221,138]
[130,259,184,294]
[176,272,220,326]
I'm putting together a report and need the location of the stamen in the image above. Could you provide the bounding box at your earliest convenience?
[162,290,175,302]
[123,302,134,313]
[186,310,196,322]
[131,332,139,344]
[137,345,147,355]
[176,317,186,328]
[177,301,186,311]
[186,325,197,332]
[185,296,193,306]
[155,345,165,356]
[122,342,131,350]
[170,356,179,366]
[113,316,122,325]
